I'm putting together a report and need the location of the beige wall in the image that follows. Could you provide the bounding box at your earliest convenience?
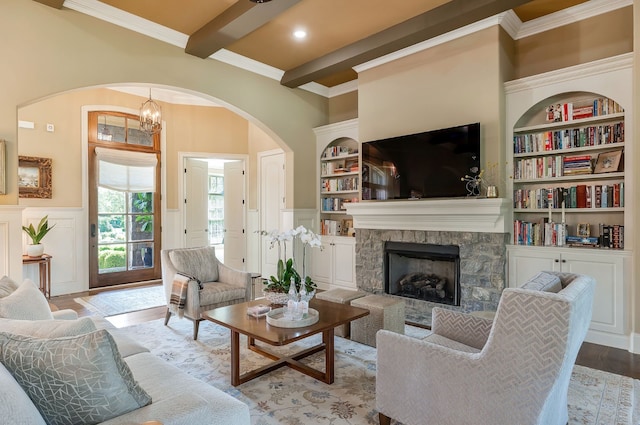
[358,26,506,189]
[17,88,256,210]
[633,2,639,347]
[515,6,633,79]
[328,92,358,124]
[1,0,327,209]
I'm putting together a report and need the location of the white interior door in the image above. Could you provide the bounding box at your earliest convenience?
[184,158,209,248]
[223,161,246,270]
[260,151,285,278]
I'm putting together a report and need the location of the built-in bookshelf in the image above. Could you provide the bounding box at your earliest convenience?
[313,119,360,237]
[511,94,626,249]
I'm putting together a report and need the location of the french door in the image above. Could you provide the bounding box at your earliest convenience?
[88,111,161,288]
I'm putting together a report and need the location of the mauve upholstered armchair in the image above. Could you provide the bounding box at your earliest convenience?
[376,272,595,425]
[161,246,251,340]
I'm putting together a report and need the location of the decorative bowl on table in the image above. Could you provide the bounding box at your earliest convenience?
[262,290,290,306]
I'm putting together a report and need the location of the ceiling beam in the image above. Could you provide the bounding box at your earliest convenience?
[33,0,65,8]
[280,0,531,88]
[186,0,302,59]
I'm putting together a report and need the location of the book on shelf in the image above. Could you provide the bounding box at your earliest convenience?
[513,219,566,247]
[598,224,624,249]
[513,182,623,210]
[513,122,624,154]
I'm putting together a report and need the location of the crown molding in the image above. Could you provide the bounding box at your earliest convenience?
[515,0,632,40]
[504,53,633,94]
[64,0,188,48]
[353,12,509,74]
[63,0,630,100]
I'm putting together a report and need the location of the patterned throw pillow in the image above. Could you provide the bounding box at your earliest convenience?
[0,275,19,298]
[520,271,562,293]
[0,316,97,338]
[169,247,219,283]
[0,329,152,425]
[0,279,53,320]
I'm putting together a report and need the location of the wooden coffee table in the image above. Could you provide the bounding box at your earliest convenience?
[202,298,369,386]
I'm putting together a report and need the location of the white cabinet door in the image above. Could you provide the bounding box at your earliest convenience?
[333,238,355,288]
[508,246,628,338]
[561,251,625,335]
[507,246,559,288]
[310,236,356,289]
[311,241,332,284]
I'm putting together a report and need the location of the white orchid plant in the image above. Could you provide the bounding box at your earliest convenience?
[258,225,323,293]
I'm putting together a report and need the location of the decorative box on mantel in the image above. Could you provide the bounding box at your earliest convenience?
[345,198,511,233]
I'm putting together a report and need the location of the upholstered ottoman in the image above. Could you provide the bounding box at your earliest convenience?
[350,295,405,347]
[316,288,368,337]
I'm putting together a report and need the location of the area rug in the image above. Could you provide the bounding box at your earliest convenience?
[121,317,639,425]
[74,285,165,316]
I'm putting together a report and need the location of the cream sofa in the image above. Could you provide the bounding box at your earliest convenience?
[0,277,250,425]
[376,271,595,425]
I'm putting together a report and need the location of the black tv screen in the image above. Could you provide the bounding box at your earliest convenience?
[361,123,480,200]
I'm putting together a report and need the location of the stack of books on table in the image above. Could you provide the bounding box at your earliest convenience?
[566,236,599,248]
[563,155,592,176]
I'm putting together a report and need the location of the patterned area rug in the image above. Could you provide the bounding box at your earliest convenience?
[74,285,165,316]
[121,317,639,424]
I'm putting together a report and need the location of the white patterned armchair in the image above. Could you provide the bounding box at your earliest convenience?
[161,246,251,340]
[376,271,595,425]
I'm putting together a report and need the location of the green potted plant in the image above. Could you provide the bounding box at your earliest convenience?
[22,215,55,258]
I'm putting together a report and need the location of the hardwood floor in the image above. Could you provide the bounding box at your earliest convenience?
[50,284,640,380]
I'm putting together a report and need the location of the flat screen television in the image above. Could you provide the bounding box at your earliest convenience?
[361,123,480,200]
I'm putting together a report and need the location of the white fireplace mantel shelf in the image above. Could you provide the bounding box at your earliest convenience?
[345,198,510,234]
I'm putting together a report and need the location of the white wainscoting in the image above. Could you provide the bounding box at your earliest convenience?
[21,207,87,296]
[0,206,26,281]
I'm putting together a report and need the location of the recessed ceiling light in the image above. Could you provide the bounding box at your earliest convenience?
[293,29,307,40]
[250,0,272,3]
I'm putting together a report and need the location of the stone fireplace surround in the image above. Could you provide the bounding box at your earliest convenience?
[346,198,510,322]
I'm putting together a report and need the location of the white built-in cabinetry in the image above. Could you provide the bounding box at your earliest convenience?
[505,54,633,350]
[312,119,359,290]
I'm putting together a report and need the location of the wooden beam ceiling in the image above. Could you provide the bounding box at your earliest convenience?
[280,0,531,88]
[33,0,65,8]
[186,0,302,59]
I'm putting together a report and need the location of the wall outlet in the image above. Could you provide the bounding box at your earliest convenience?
[46,123,54,132]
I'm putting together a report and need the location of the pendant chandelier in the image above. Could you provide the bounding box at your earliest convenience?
[139,88,162,135]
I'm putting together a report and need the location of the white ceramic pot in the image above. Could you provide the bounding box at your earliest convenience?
[27,244,44,258]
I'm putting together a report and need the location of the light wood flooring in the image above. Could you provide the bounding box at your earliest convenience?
[49,283,640,380]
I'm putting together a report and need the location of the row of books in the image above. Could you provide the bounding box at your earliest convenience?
[514,220,624,249]
[320,197,357,213]
[600,224,624,249]
[514,220,567,247]
[322,146,357,158]
[545,99,623,123]
[514,183,624,210]
[513,122,624,154]
[321,160,359,175]
[321,176,359,192]
[320,219,341,236]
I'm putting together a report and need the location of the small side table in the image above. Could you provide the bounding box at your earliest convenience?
[22,254,52,299]
[250,273,262,300]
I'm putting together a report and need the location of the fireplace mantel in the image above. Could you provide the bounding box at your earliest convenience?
[346,198,510,233]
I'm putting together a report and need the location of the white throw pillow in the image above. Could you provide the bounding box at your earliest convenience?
[0,316,96,338]
[0,275,18,298]
[520,271,562,293]
[0,279,53,320]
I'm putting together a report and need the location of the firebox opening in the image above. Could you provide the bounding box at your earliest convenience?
[384,241,460,306]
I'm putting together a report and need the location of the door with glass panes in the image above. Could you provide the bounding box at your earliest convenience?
[88,111,161,287]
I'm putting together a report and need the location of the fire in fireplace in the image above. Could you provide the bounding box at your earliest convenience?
[384,241,460,306]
